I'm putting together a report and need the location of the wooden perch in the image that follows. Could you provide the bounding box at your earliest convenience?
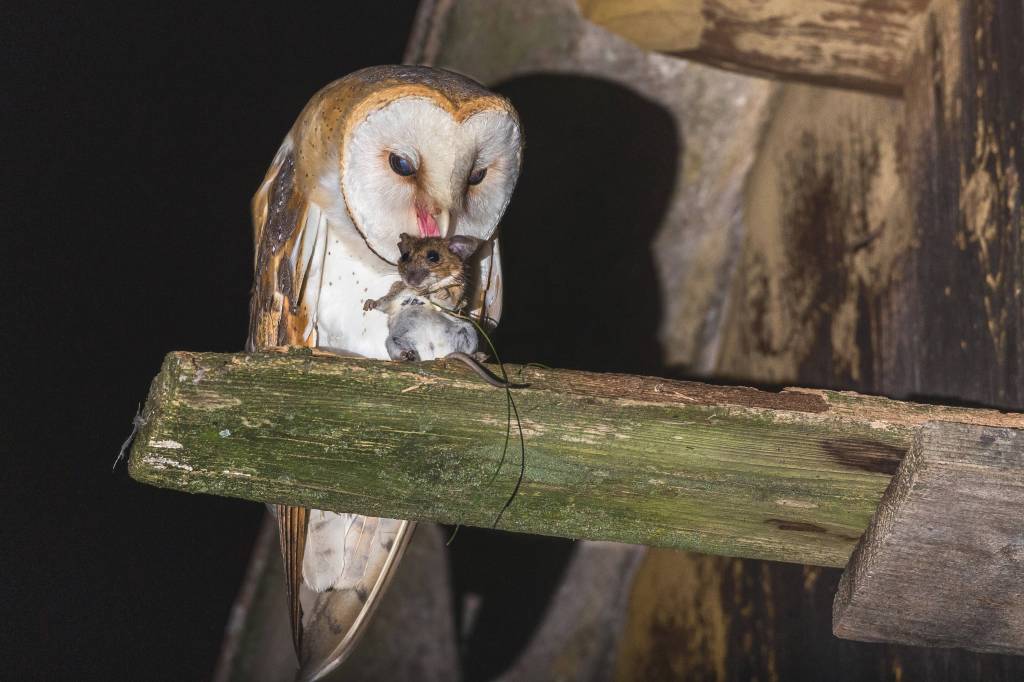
[576,0,928,95]
[129,351,1024,568]
[834,422,1024,654]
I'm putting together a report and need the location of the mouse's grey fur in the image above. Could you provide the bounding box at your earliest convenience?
[382,295,478,362]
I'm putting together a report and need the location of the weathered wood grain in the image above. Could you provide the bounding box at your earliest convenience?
[671,0,1024,675]
[834,422,1024,654]
[128,350,1023,569]
[892,0,1024,411]
[717,83,909,389]
[576,0,928,94]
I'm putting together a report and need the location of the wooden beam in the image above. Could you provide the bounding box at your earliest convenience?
[128,351,1023,568]
[576,0,928,95]
[834,422,1024,654]
[892,0,1024,410]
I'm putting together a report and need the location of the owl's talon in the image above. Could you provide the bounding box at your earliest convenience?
[363,299,377,312]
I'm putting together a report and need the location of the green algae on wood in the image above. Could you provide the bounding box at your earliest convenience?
[129,351,1024,568]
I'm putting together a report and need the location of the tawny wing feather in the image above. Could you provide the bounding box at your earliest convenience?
[247,138,322,661]
[299,518,415,681]
[275,504,308,656]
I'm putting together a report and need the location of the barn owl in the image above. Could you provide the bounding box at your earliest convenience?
[247,65,523,680]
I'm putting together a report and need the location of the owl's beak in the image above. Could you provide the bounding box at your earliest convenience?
[415,205,450,238]
[435,209,450,238]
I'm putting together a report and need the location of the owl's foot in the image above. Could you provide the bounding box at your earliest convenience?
[399,349,420,362]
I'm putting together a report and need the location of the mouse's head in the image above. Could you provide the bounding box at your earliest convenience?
[396,233,482,291]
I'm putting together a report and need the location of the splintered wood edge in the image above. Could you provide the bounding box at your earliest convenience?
[834,422,1024,653]
[832,425,926,631]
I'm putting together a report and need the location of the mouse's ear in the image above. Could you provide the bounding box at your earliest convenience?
[447,236,482,262]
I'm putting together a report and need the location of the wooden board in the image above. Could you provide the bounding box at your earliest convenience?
[576,0,929,94]
[834,421,1024,654]
[893,0,1024,411]
[658,0,1024,676]
[128,350,1023,569]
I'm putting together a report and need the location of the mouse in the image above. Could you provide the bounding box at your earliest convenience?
[363,233,511,388]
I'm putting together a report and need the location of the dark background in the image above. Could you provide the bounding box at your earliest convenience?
[4,4,419,679]
[3,3,684,680]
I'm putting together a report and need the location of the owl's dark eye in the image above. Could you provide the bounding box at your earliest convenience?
[468,167,487,186]
[389,152,415,177]
[400,251,410,262]
[426,250,440,263]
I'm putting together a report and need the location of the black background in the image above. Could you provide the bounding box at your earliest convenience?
[3,3,682,680]
[5,4,419,679]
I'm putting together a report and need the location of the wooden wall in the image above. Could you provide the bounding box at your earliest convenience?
[618,0,1024,680]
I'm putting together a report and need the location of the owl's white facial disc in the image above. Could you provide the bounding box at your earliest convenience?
[340,97,521,263]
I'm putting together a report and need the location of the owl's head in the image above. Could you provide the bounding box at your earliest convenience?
[313,66,523,264]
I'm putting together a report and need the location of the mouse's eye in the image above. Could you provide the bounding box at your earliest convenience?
[468,167,487,186]
[426,250,440,263]
[399,251,410,262]
[389,152,415,177]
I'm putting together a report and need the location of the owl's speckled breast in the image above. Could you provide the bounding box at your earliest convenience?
[315,220,401,359]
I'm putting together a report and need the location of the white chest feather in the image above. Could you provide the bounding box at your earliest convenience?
[313,217,401,359]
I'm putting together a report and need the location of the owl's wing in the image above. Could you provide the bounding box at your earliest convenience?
[248,140,327,353]
[469,236,503,330]
[299,516,415,681]
[247,139,328,658]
